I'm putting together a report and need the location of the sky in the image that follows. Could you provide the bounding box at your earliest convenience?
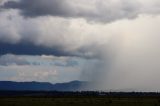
[1,0,160,91]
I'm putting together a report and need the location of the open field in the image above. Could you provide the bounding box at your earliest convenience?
[1,96,160,106]
[1,91,160,106]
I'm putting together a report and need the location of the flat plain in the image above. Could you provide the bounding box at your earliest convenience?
[0,96,160,106]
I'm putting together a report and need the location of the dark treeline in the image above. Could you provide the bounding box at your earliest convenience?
[1,91,160,98]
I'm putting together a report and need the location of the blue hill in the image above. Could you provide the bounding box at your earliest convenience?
[0,81,89,91]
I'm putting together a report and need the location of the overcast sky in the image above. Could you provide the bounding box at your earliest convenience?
[1,0,160,91]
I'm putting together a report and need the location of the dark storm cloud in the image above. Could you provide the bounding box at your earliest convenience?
[2,0,74,17]
[0,41,100,59]
[1,0,143,23]
[0,42,72,56]
[3,0,160,23]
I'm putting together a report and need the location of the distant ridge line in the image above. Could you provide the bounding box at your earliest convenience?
[0,80,89,91]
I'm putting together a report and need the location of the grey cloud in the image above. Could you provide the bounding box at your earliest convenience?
[0,10,109,59]
[0,54,29,66]
[2,0,157,22]
[3,0,74,17]
[54,60,78,67]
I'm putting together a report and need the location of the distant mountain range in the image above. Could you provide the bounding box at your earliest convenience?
[0,81,90,91]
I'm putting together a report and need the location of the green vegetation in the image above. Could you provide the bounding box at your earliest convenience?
[0,97,160,106]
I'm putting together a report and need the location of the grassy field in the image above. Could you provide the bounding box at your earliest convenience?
[0,97,160,106]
